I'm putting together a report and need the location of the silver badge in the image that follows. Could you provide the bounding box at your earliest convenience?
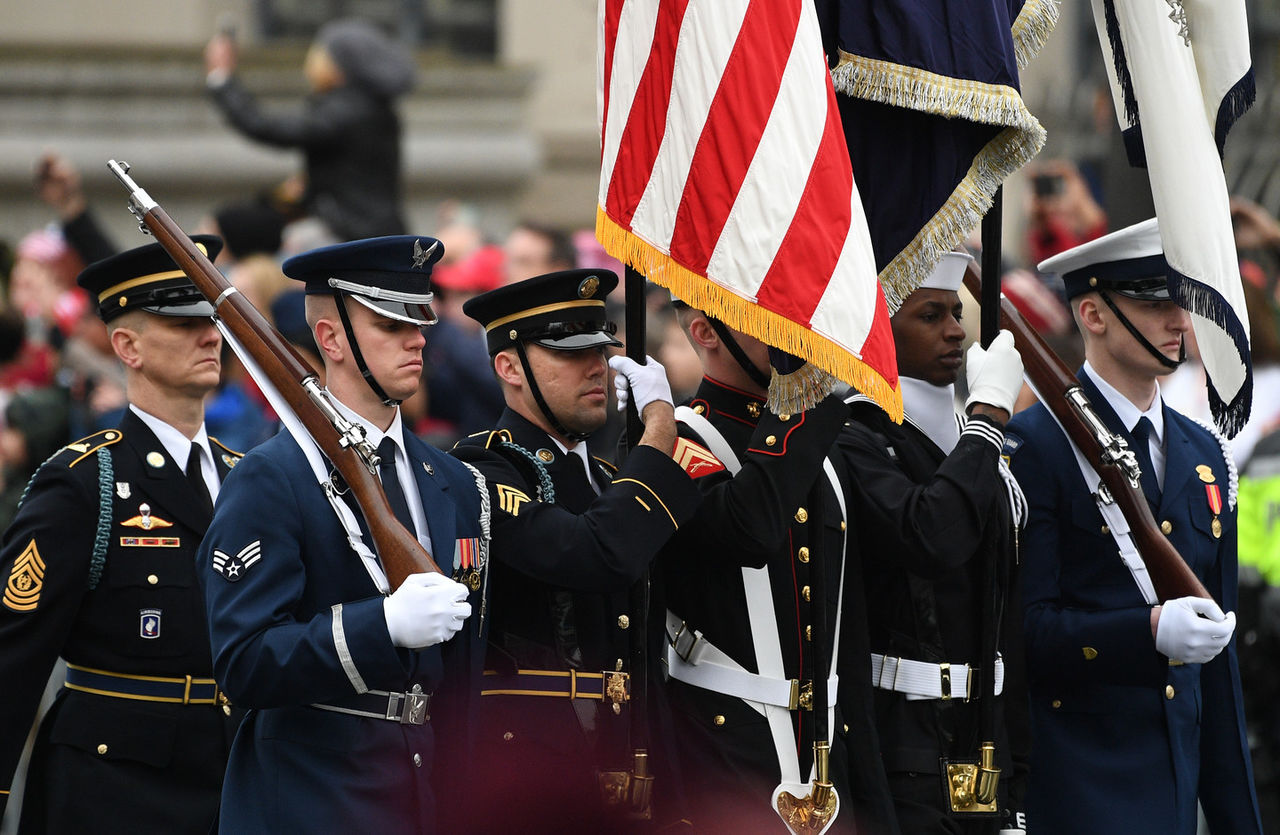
[116,482,131,499]
[411,238,438,269]
[140,608,161,639]
[423,462,435,476]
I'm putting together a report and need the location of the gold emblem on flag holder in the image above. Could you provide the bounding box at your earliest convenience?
[773,741,839,835]
[943,741,1000,815]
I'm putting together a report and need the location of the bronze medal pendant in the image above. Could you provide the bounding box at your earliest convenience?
[1204,482,1223,540]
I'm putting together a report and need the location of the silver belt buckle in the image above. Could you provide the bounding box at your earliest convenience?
[668,621,701,664]
[387,684,430,725]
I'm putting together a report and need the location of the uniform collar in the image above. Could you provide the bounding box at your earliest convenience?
[1083,360,1164,443]
[899,377,961,454]
[691,375,767,424]
[329,390,407,458]
[129,404,213,482]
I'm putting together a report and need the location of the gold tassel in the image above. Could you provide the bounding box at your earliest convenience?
[596,209,903,423]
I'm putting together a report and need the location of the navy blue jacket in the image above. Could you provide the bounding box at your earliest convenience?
[1007,368,1261,834]
[197,427,485,834]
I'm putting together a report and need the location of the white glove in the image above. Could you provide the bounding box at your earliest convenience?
[608,354,674,414]
[964,330,1024,415]
[383,572,472,649]
[1155,596,1235,664]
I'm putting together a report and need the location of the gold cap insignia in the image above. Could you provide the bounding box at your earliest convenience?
[118,296,128,307]
[578,276,600,298]
[1196,464,1215,483]
[4,540,45,612]
[146,451,165,468]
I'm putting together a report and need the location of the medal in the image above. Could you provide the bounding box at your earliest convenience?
[1204,481,1223,540]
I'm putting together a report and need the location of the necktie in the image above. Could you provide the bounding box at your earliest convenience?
[378,437,415,534]
[1131,417,1162,508]
[186,445,214,516]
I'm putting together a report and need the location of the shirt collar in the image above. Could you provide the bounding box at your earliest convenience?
[900,377,962,454]
[551,434,593,472]
[329,392,406,457]
[129,404,211,470]
[1083,360,1164,442]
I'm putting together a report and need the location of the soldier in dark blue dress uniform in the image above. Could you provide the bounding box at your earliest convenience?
[197,236,485,833]
[451,269,702,832]
[655,301,896,834]
[1006,220,1262,834]
[0,237,242,833]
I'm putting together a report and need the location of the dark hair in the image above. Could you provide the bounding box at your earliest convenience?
[0,309,25,365]
[515,221,576,270]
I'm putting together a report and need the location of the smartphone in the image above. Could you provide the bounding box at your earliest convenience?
[1032,173,1064,198]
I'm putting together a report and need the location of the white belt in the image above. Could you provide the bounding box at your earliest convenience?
[665,611,837,711]
[870,652,1004,701]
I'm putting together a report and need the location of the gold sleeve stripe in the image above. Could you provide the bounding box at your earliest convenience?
[4,540,45,612]
[612,478,677,528]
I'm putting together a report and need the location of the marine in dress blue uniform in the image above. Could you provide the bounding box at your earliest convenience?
[836,253,1030,834]
[656,304,894,834]
[451,270,702,832]
[1006,221,1262,834]
[0,237,242,833]
[197,236,486,833]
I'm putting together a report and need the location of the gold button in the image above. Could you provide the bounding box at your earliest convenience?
[805,625,812,641]
[779,414,791,422]
[1051,700,1062,709]
[617,615,630,629]
[1082,647,1098,660]
[795,507,808,523]
[97,743,108,755]
[147,574,159,585]
[1089,277,1098,287]
[105,432,117,440]
[765,435,777,447]
[694,404,706,415]
[1101,524,1110,534]
[713,714,725,726]
[1161,520,1173,535]
[508,329,518,340]
[747,402,761,418]
[503,731,514,742]
[1165,685,1175,700]
[797,547,810,563]
[842,723,849,733]
[840,520,846,531]
[802,585,811,602]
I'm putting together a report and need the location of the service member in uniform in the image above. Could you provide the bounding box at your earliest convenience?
[197,236,485,833]
[451,269,702,832]
[657,302,896,833]
[836,252,1029,833]
[1006,220,1262,833]
[0,237,241,833]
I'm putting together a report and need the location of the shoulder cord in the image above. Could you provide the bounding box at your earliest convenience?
[1187,415,1239,509]
[497,440,556,504]
[15,446,113,590]
[459,459,492,626]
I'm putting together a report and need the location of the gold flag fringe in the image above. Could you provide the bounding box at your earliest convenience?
[831,53,1047,312]
[1012,0,1060,71]
[768,364,841,417]
[596,208,903,423]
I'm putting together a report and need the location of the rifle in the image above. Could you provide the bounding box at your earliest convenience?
[961,261,1211,603]
[107,160,440,587]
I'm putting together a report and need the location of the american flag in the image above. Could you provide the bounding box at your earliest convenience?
[595,0,900,419]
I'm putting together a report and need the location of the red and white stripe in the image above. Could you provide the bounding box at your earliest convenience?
[598,0,897,399]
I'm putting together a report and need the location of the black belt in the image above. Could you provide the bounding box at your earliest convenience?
[481,668,630,712]
[311,685,431,725]
[64,663,229,706]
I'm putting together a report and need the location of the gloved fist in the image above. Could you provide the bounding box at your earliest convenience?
[383,572,471,649]
[608,354,674,414]
[965,330,1024,415]
[1155,596,1235,664]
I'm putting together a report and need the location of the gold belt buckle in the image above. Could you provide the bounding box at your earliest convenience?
[939,662,952,701]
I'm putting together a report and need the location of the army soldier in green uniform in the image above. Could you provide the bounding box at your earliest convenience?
[452,269,702,832]
[0,237,241,833]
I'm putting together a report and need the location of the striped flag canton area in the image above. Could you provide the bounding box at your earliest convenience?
[597,0,900,420]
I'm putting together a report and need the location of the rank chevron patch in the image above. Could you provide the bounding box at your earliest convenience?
[673,437,725,479]
[212,540,262,582]
[4,540,45,611]
[496,484,531,516]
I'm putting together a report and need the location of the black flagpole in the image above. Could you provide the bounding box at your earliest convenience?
[623,265,653,817]
[980,187,1003,349]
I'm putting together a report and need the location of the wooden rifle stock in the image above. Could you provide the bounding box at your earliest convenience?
[108,160,439,588]
[961,262,1210,603]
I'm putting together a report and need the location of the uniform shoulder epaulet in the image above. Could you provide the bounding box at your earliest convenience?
[455,429,513,450]
[60,429,123,468]
[1185,414,1239,509]
[592,456,619,475]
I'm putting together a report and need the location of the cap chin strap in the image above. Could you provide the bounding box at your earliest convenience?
[513,341,592,443]
[333,290,403,407]
[1098,290,1184,370]
[707,318,772,391]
